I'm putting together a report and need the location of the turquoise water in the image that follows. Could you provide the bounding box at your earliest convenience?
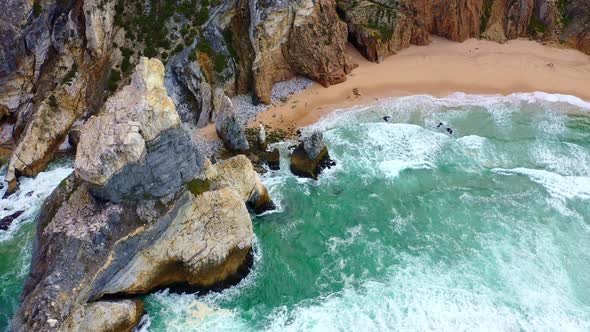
[0,161,73,330]
[2,93,590,331]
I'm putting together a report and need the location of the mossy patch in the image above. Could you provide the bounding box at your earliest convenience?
[61,63,78,85]
[528,14,548,34]
[557,0,571,26]
[187,179,211,195]
[480,0,493,35]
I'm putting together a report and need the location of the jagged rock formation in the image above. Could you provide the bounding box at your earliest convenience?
[337,0,430,62]
[290,131,334,179]
[12,60,273,332]
[75,57,202,202]
[215,95,250,151]
[0,0,359,193]
[247,0,357,103]
[268,148,281,170]
[1,0,114,195]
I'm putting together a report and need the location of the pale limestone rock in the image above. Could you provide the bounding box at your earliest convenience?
[215,95,249,151]
[92,188,252,295]
[67,300,143,332]
[201,155,273,212]
[84,0,115,58]
[6,69,89,185]
[75,58,180,186]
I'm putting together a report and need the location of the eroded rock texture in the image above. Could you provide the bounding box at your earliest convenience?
[290,131,334,179]
[75,58,203,202]
[338,0,590,62]
[12,59,273,332]
[2,0,113,194]
[216,95,250,151]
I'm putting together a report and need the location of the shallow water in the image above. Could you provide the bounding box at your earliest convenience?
[2,93,590,331]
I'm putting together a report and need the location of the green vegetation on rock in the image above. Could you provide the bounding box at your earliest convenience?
[557,0,571,26]
[107,69,121,92]
[61,63,77,85]
[480,0,493,35]
[528,14,548,34]
[33,1,42,18]
[187,178,210,195]
[214,54,227,73]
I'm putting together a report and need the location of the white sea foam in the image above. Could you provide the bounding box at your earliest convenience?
[306,92,589,135]
[493,167,590,200]
[0,164,73,241]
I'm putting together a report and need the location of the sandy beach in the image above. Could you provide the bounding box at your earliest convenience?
[201,37,590,139]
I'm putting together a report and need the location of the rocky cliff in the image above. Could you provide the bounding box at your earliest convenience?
[0,0,359,193]
[337,0,590,62]
[12,57,273,332]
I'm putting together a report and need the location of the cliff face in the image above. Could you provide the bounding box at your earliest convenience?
[1,0,113,194]
[248,0,357,103]
[0,0,357,193]
[338,0,590,62]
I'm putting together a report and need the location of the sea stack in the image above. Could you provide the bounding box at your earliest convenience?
[290,131,335,179]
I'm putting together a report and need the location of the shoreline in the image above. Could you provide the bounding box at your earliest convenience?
[200,37,590,140]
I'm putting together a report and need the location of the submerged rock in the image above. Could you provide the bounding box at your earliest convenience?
[0,210,24,231]
[290,131,335,179]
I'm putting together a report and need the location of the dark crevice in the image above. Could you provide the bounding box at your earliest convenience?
[94,248,254,302]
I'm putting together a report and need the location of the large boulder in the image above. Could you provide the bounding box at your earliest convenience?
[215,95,249,152]
[75,57,202,202]
[290,131,335,179]
[247,0,357,103]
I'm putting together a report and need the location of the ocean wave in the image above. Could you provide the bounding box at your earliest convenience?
[0,164,73,241]
[305,92,589,135]
[492,167,590,200]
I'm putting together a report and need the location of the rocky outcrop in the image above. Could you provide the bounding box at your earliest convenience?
[337,0,483,62]
[561,0,590,54]
[268,148,281,170]
[75,57,203,202]
[1,0,113,195]
[13,153,272,331]
[12,60,273,331]
[248,0,357,103]
[68,300,144,332]
[215,95,250,152]
[290,131,335,179]
[337,0,431,62]
[0,210,24,231]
